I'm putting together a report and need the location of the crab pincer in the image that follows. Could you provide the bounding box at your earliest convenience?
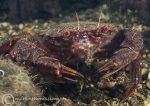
[98,47,139,78]
[30,55,84,81]
[60,64,84,78]
[0,37,84,82]
[98,29,143,101]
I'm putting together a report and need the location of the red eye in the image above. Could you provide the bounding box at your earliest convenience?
[64,30,70,36]
[101,25,109,33]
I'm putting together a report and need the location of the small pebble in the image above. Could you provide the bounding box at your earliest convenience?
[146,81,150,89]
[126,65,131,71]
[8,30,13,35]
[43,23,48,27]
[12,32,18,36]
[34,20,38,24]
[35,25,38,28]
[142,68,148,75]
[144,64,149,68]
[148,72,150,80]
[97,81,116,88]
[144,99,150,106]
[142,60,146,64]
[145,50,149,53]
[112,100,119,106]
[147,54,150,58]
[58,98,73,106]
[142,54,146,58]
[90,84,94,87]
[19,24,24,30]
[90,100,97,106]
[0,69,4,77]
[1,22,9,27]
[9,25,13,30]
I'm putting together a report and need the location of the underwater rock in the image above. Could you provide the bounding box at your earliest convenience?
[0,59,42,106]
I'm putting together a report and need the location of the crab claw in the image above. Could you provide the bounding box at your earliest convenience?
[31,55,84,82]
[98,48,139,78]
[98,29,143,78]
[60,64,84,79]
[98,47,142,102]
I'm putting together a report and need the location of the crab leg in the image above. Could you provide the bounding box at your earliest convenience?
[98,29,143,76]
[33,56,84,80]
[121,54,141,102]
[13,38,84,81]
[99,48,139,77]
[61,64,84,78]
[98,29,143,101]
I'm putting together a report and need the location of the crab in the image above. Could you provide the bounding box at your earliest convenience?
[0,22,143,101]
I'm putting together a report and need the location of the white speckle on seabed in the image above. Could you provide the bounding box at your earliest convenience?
[0,69,5,77]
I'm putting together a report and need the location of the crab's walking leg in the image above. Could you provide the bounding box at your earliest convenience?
[121,54,141,102]
[98,29,143,101]
[0,38,19,54]
[98,48,140,77]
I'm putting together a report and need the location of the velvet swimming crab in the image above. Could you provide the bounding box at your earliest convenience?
[0,22,143,101]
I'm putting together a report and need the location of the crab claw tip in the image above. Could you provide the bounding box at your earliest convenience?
[61,64,84,79]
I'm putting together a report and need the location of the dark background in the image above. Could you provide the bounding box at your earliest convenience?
[0,0,150,25]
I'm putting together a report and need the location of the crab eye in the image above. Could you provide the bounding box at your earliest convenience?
[101,25,109,33]
[64,30,70,36]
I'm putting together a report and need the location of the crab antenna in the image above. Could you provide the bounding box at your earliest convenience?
[97,11,102,29]
[75,11,80,30]
[97,15,101,28]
